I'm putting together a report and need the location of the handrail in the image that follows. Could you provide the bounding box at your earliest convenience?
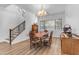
[9,21,25,45]
[11,21,25,31]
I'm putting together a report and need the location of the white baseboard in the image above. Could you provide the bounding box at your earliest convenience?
[12,37,29,44]
[0,39,9,43]
[0,36,29,45]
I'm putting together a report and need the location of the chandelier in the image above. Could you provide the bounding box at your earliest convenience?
[37,5,47,16]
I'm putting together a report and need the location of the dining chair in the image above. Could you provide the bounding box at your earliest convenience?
[41,30,48,41]
[43,31,53,47]
[29,31,40,49]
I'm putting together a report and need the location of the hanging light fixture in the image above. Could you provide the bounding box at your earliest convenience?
[37,5,47,16]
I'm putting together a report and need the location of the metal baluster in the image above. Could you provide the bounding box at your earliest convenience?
[9,29,12,45]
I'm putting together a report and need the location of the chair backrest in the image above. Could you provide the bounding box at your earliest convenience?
[49,31,53,39]
[49,31,53,46]
[32,24,38,32]
[29,31,35,40]
[29,31,38,42]
[44,29,48,32]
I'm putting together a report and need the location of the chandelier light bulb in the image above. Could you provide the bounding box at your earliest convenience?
[37,5,47,16]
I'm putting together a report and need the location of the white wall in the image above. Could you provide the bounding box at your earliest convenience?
[65,5,79,34]
[12,12,38,44]
[0,5,38,43]
[0,5,24,41]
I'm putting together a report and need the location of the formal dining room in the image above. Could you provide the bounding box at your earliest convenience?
[0,4,79,55]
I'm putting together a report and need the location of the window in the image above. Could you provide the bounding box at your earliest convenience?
[40,19,62,30]
[55,19,62,29]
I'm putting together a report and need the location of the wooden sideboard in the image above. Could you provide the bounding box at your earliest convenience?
[61,33,79,55]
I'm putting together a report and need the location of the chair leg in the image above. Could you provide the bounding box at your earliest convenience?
[30,43,34,49]
[30,43,32,49]
[48,42,51,47]
[35,43,38,49]
[30,43,35,49]
[38,42,40,47]
[41,41,43,47]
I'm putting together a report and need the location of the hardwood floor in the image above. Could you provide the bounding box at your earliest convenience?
[0,38,61,55]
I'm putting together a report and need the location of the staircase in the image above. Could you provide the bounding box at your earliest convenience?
[9,21,25,45]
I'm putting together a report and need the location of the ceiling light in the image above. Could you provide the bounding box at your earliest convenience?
[37,5,47,16]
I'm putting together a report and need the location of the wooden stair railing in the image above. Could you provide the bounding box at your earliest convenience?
[9,21,25,45]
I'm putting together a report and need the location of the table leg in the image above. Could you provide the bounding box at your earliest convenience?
[40,38,43,47]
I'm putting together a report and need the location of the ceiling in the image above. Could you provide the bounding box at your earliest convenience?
[0,4,66,15]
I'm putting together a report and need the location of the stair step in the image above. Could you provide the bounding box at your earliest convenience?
[12,32,19,35]
[6,38,13,41]
[6,38,9,41]
[14,32,20,33]
[12,33,19,35]
[11,35,18,37]
[11,36,15,38]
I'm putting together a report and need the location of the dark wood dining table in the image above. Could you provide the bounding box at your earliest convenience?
[35,32,47,37]
[34,32,48,47]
